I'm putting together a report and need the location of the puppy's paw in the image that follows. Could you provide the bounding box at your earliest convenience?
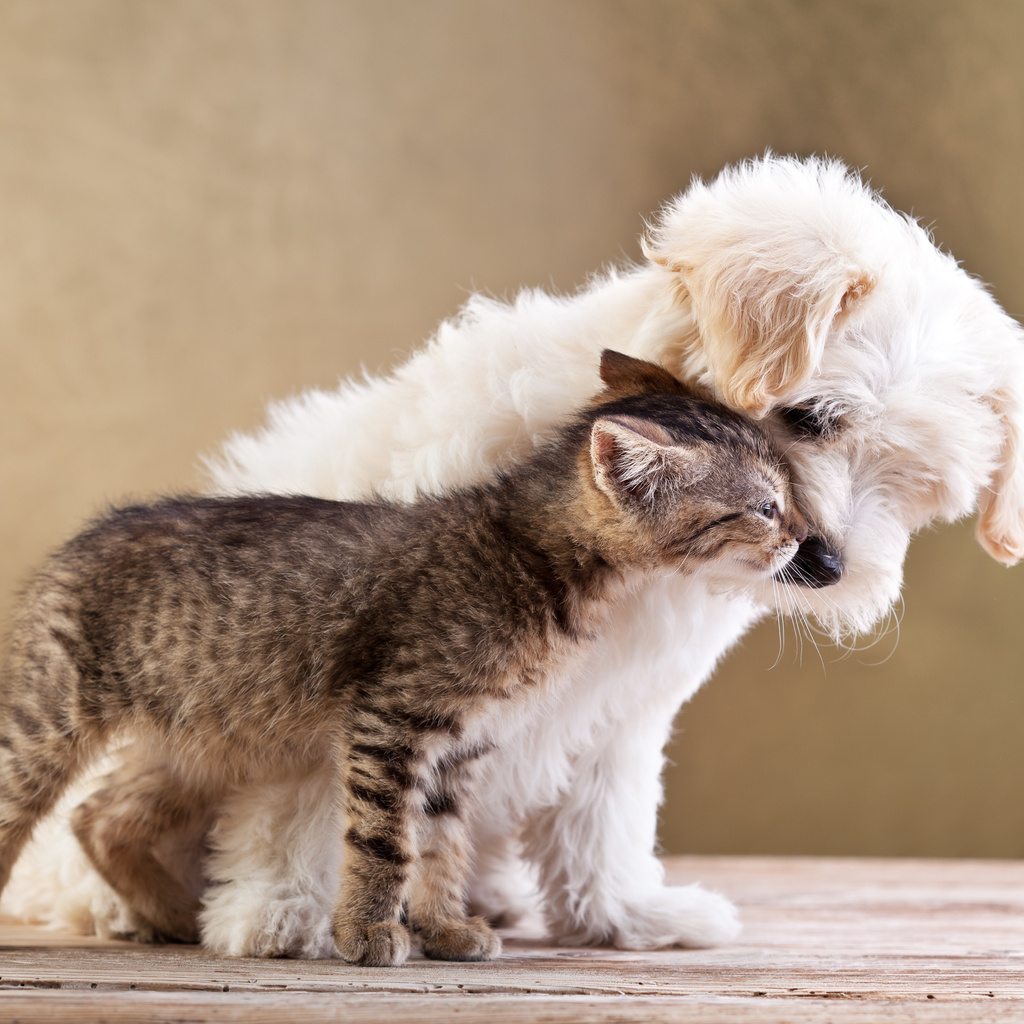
[334,920,411,966]
[612,884,741,950]
[200,891,335,959]
[418,915,502,962]
[468,850,542,929]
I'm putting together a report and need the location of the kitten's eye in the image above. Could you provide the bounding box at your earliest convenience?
[759,500,778,520]
[778,403,838,440]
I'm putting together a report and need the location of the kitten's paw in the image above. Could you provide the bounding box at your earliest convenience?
[612,884,741,950]
[419,916,502,962]
[334,920,411,967]
[134,891,202,945]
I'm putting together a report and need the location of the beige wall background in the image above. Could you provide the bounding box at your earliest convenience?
[2,0,1022,857]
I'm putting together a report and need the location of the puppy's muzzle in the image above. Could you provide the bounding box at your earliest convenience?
[774,535,844,588]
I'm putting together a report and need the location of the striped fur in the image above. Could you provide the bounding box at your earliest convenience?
[0,352,804,965]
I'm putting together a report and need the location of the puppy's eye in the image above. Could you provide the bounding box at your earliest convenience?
[759,500,778,520]
[778,404,838,440]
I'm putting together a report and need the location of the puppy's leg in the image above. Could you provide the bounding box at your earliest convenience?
[200,764,340,958]
[71,755,215,943]
[524,725,739,950]
[465,825,542,931]
[408,753,500,962]
[515,580,744,950]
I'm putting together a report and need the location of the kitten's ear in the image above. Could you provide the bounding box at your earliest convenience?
[598,349,689,398]
[590,415,711,508]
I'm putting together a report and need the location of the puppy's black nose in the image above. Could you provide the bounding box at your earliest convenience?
[774,535,844,588]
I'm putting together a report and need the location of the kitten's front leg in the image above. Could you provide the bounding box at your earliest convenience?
[408,749,501,962]
[332,742,416,967]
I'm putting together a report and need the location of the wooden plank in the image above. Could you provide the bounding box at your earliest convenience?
[2,990,1023,1024]
[1,856,1022,1021]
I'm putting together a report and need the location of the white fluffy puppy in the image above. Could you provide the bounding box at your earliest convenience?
[6,155,1023,956]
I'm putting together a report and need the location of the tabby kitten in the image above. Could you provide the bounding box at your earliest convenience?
[0,350,806,967]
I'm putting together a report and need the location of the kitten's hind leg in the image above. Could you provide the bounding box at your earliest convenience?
[0,615,106,900]
[409,749,501,962]
[70,753,215,943]
[0,710,97,898]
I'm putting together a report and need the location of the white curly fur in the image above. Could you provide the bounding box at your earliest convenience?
[5,155,1023,955]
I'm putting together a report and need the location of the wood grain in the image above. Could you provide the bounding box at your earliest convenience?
[2,856,1022,1021]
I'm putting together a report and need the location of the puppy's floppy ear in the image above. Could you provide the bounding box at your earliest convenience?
[680,259,875,417]
[975,388,1024,565]
[590,414,709,508]
[644,156,878,416]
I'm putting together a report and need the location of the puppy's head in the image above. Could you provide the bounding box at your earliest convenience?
[640,154,1024,635]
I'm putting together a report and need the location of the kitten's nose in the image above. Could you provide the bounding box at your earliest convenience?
[774,535,843,588]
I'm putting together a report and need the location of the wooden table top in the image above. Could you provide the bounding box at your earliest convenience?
[2,855,1023,1022]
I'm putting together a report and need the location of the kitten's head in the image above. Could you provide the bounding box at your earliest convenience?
[583,350,808,582]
